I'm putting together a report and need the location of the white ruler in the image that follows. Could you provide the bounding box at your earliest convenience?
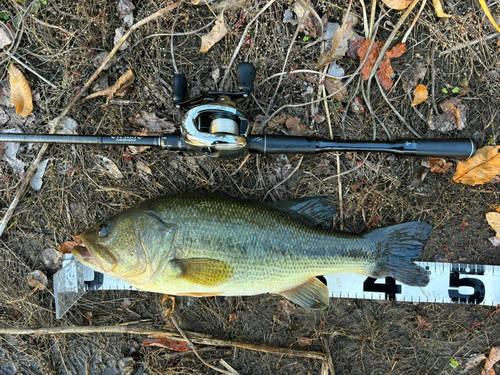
[54,258,497,319]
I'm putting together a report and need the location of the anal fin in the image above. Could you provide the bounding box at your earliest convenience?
[279,277,329,309]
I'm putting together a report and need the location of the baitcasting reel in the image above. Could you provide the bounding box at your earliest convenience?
[173,63,256,158]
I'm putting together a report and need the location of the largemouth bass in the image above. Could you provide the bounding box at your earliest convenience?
[72,194,431,309]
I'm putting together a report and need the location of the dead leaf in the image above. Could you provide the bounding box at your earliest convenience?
[298,337,313,346]
[27,270,48,291]
[273,300,296,327]
[351,96,365,114]
[9,63,33,118]
[285,116,313,136]
[200,12,228,53]
[129,112,175,134]
[402,60,427,93]
[412,84,428,106]
[482,346,500,375]
[314,114,326,123]
[228,311,243,323]
[291,2,322,38]
[410,169,428,188]
[479,0,500,33]
[424,157,452,174]
[465,354,487,371]
[432,0,452,18]
[58,236,82,254]
[367,214,380,230]
[136,160,152,176]
[142,335,191,352]
[114,27,129,50]
[358,40,384,81]
[30,159,49,191]
[487,212,500,240]
[84,69,134,103]
[1,128,26,177]
[381,0,413,10]
[378,43,407,90]
[324,77,347,101]
[346,37,366,59]
[453,146,500,185]
[41,248,63,271]
[429,98,468,132]
[0,22,14,49]
[417,315,433,330]
[350,181,364,192]
[316,19,354,69]
[94,155,124,180]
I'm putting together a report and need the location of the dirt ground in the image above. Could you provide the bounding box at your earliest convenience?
[1,0,500,374]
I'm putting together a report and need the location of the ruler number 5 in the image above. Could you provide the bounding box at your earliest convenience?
[448,271,485,304]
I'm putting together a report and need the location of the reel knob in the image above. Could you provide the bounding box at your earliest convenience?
[237,62,256,94]
[173,74,188,104]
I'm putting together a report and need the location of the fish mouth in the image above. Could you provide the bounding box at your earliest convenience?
[71,235,117,273]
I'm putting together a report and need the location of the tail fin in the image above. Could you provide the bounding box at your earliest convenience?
[364,222,431,286]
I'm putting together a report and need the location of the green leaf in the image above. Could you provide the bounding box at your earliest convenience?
[452,87,460,93]
[303,36,309,42]
[449,358,459,368]
[441,88,449,94]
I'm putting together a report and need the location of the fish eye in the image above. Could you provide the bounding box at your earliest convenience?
[97,222,109,237]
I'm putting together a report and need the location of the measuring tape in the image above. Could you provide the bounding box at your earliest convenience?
[54,257,497,319]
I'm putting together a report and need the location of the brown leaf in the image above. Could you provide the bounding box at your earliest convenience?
[285,116,301,129]
[482,346,500,375]
[200,13,228,53]
[358,40,384,81]
[273,300,296,327]
[346,38,366,59]
[316,19,354,69]
[285,117,313,136]
[9,63,33,118]
[453,146,500,185]
[84,69,134,103]
[402,60,427,93]
[58,237,81,254]
[428,157,453,174]
[367,214,380,230]
[27,270,48,291]
[487,212,500,240]
[411,84,428,107]
[129,112,175,134]
[324,77,347,101]
[381,0,413,10]
[314,114,326,124]
[432,0,452,18]
[429,98,468,132]
[417,315,433,330]
[351,96,365,114]
[142,335,191,352]
[350,181,364,192]
[229,310,243,323]
[298,337,313,346]
[378,43,407,90]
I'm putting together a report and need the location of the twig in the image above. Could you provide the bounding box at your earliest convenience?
[256,70,351,88]
[171,316,237,375]
[0,1,182,238]
[5,53,56,88]
[170,4,182,74]
[402,0,427,44]
[264,156,304,200]
[0,324,326,360]
[375,75,422,138]
[440,32,499,55]
[220,0,276,90]
[265,1,308,118]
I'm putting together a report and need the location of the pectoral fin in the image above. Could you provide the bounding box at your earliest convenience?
[172,258,233,287]
[279,277,329,309]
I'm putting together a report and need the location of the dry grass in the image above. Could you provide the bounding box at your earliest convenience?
[0,0,500,374]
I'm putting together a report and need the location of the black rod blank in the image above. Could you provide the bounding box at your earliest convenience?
[0,133,475,159]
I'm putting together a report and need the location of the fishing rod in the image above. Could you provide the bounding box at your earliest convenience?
[0,63,475,160]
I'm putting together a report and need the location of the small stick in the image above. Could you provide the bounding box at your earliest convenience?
[171,316,237,375]
[6,53,56,88]
[0,324,326,360]
[440,32,499,55]
[402,0,427,44]
[220,0,277,90]
[0,2,182,238]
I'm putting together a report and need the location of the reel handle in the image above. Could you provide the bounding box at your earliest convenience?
[237,62,256,93]
[173,73,188,102]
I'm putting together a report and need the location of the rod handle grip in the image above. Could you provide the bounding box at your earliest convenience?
[414,139,475,159]
[173,74,187,102]
[237,62,256,93]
